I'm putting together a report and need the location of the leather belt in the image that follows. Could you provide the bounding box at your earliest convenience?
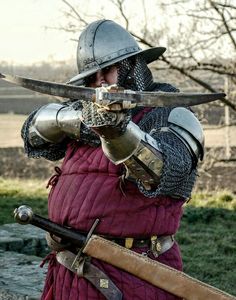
[56,250,122,300]
[105,234,175,256]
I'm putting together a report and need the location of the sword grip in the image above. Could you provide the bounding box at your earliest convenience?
[14,205,86,248]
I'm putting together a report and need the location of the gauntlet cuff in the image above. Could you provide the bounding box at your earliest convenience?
[100,121,142,164]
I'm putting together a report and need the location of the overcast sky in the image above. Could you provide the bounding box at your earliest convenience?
[0,0,170,66]
[0,0,136,65]
[0,0,78,65]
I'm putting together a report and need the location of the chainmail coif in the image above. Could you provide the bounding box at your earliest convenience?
[117,55,153,91]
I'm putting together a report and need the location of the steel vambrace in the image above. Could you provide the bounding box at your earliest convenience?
[28,103,82,147]
[100,121,163,190]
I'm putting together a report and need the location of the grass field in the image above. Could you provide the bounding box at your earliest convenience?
[0,177,235,296]
[0,178,48,224]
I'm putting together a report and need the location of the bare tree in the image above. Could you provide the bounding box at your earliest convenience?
[57,0,236,111]
[133,0,236,109]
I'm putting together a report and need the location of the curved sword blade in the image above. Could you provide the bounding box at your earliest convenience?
[0,72,226,107]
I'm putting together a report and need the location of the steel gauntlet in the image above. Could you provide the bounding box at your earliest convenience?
[28,103,82,147]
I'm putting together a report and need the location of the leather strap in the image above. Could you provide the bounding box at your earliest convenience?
[105,234,175,255]
[56,250,122,300]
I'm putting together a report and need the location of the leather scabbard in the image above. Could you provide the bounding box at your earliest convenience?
[56,250,122,300]
[83,235,236,300]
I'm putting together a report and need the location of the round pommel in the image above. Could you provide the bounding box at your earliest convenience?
[13,205,33,224]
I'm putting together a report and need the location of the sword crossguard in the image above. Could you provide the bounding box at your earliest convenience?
[71,218,100,270]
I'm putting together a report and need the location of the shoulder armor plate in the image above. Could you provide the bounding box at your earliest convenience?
[168,107,204,161]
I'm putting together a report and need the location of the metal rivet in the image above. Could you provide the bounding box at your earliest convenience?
[100,279,109,289]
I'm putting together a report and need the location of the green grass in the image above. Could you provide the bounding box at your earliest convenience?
[0,178,235,296]
[177,206,236,295]
[0,177,48,224]
[177,192,236,295]
[190,191,236,210]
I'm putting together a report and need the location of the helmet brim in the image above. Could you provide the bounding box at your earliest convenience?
[141,47,166,64]
[68,46,166,85]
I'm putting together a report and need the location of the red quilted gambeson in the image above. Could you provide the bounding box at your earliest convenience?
[41,141,184,300]
[41,109,185,300]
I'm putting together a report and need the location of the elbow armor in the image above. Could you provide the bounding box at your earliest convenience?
[28,103,82,147]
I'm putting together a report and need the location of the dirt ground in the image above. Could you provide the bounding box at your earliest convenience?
[0,114,236,192]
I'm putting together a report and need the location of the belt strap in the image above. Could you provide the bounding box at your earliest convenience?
[56,250,122,300]
[106,235,175,256]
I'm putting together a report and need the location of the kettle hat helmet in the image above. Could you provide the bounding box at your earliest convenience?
[69,19,166,85]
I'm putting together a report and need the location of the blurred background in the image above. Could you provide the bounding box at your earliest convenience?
[0,1,236,298]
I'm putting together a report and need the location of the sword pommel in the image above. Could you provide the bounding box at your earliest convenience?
[14,205,34,224]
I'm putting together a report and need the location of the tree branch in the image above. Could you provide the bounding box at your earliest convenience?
[210,0,236,50]
[61,0,88,26]
[111,0,129,29]
[160,56,236,111]
[128,28,236,111]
